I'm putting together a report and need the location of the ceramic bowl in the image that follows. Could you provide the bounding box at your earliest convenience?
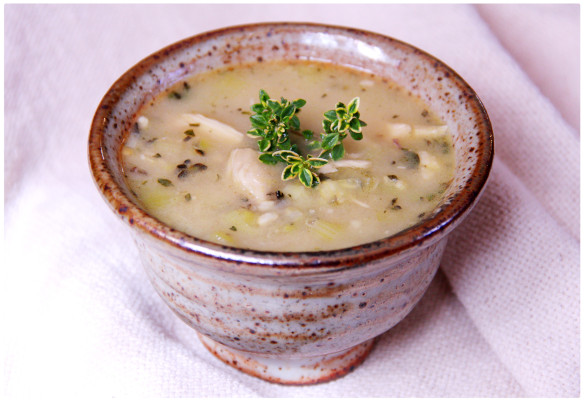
[88,22,493,385]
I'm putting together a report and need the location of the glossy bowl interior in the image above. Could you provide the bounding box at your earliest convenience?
[88,22,493,384]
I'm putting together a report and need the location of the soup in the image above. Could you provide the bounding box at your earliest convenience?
[121,60,455,251]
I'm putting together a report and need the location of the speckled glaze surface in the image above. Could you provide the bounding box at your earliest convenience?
[88,23,493,385]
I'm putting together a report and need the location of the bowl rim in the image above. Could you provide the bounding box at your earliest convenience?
[88,21,494,270]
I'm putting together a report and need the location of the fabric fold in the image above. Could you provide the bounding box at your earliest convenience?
[475,4,580,131]
[442,159,580,397]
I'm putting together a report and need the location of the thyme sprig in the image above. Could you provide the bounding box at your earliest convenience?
[247,89,310,164]
[247,90,367,188]
[273,150,328,188]
[317,97,366,161]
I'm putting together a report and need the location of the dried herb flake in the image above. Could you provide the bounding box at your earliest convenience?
[157,178,173,187]
[400,149,420,169]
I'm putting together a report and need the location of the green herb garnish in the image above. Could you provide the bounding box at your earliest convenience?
[274,150,328,188]
[247,90,366,187]
[316,97,365,161]
[247,89,306,156]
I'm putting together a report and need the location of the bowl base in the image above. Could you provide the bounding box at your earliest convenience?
[197,333,376,385]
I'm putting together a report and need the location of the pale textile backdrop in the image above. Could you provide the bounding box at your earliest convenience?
[3,4,579,398]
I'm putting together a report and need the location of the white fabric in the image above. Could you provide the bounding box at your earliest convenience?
[3,4,579,397]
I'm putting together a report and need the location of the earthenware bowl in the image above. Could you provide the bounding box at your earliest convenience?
[88,22,493,385]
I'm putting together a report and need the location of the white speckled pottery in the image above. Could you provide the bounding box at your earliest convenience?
[88,23,493,385]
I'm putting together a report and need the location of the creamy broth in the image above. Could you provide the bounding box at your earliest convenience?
[122,61,455,251]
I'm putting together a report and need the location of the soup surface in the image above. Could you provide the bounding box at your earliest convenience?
[122,60,455,251]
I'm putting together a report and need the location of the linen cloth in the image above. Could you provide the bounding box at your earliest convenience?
[3,4,579,398]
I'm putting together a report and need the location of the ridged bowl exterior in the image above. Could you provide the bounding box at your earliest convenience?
[134,230,447,358]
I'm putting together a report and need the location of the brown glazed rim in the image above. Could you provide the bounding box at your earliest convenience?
[88,22,493,272]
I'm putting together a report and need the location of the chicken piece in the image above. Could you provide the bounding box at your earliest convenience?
[181,113,244,145]
[227,148,281,204]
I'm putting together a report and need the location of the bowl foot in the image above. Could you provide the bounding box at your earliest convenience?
[197,334,376,385]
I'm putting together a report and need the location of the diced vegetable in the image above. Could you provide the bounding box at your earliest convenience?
[224,208,258,229]
[412,125,448,138]
[122,147,134,157]
[283,207,303,221]
[258,212,279,226]
[306,219,344,240]
[137,116,149,130]
[283,182,313,208]
[419,151,440,170]
[386,122,412,138]
[339,178,362,189]
[386,123,448,139]
[419,151,440,180]
[350,198,370,208]
[124,134,140,149]
[138,184,177,209]
[359,79,374,88]
[146,137,183,159]
[214,231,235,245]
[318,180,343,203]
[280,223,297,233]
